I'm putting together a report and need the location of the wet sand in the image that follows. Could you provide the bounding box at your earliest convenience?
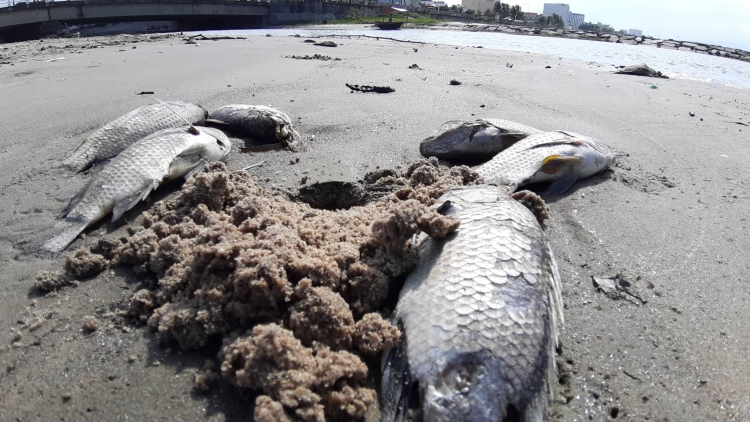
[1,30,749,421]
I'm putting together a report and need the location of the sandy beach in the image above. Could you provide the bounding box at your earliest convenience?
[1,29,749,421]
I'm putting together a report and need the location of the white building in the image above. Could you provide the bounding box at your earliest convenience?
[570,13,584,29]
[543,3,570,21]
[542,3,585,29]
[628,29,643,36]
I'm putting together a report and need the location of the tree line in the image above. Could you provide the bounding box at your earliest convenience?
[436,2,522,19]
[537,13,564,28]
[432,3,608,31]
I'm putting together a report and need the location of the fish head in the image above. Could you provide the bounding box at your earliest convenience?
[199,127,232,161]
[421,351,511,421]
[557,131,618,177]
[420,120,527,161]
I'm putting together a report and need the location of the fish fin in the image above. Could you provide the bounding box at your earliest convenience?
[380,318,412,422]
[541,156,582,196]
[542,243,564,410]
[38,217,89,256]
[184,159,209,180]
[521,390,547,422]
[540,155,581,175]
[165,147,206,180]
[64,178,96,216]
[111,180,158,222]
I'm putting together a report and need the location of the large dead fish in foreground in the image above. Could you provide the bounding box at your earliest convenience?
[475,130,617,195]
[208,104,301,151]
[63,101,208,172]
[381,185,563,422]
[420,119,543,161]
[41,126,230,255]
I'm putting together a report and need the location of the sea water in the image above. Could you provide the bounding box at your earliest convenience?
[196,26,750,90]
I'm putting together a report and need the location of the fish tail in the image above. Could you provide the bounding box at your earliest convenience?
[38,218,89,256]
[62,150,93,173]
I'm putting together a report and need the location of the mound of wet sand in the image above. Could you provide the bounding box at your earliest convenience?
[37,159,480,420]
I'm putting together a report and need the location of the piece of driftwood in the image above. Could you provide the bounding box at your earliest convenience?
[300,34,427,45]
[185,34,247,41]
[345,83,395,93]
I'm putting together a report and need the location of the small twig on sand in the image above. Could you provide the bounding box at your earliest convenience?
[240,160,266,171]
[623,370,642,381]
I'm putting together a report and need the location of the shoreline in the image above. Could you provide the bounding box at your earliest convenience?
[417,20,750,63]
[1,34,749,420]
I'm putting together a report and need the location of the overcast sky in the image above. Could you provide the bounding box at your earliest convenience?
[445,0,750,51]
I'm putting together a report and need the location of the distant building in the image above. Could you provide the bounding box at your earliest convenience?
[628,29,643,36]
[461,0,494,13]
[542,3,585,29]
[543,3,570,20]
[523,12,539,21]
[570,13,584,29]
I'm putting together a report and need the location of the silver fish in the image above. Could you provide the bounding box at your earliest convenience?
[381,185,563,422]
[41,127,230,255]
[420,119,543,161]
[208,104,301,150]
[63,101,208,173]
[474,130,617,195]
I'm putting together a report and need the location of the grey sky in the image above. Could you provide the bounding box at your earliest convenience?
[445,0,750,51]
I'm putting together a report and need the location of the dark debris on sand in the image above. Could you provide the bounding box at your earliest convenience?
[40,159,481,420]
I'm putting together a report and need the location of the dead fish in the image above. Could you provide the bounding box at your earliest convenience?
[41,127,230,255]
[381,185,563,422]
[208,104,301,151]
[474,130,616,195]
[63,101,208,173]
[420,119,543,161]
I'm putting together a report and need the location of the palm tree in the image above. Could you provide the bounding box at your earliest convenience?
[509,4,523,20]
[494,2,510,18]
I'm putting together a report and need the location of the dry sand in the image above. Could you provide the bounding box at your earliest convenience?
[0,29,749,421]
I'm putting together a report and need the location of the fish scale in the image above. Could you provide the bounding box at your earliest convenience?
[63,101,207,172]
[41,126,230,255]
[381,185,563,422]
[474,130,617,195]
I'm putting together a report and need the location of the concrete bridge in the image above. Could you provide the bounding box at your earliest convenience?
[0,0,381,40]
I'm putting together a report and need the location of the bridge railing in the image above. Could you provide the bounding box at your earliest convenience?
[1,0,379,10]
